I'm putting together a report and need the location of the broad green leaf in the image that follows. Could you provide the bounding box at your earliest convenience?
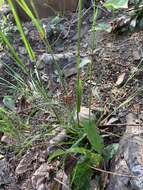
[68,148,102,166]
[84,121,104,154]
[104,0,129,9]
[3,96,15,111]
[68,147,97,157]
[71,158,92,190]
[49,147,95,161]
[49,147,102,165]
[48,149,65,161]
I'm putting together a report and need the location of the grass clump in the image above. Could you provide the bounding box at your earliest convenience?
[0,0,141,189]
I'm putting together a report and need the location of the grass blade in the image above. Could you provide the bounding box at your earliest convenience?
[76,0,83,126]
[8,0,35,61]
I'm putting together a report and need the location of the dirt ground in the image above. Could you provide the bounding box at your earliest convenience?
[0,5,143,190]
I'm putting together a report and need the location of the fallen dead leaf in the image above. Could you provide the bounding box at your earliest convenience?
[15,149,37,175]
[1,135,17,145]
[0,154,4,160]
[31,163,49,190]
[115,73,127,87]
[106,117,119,125]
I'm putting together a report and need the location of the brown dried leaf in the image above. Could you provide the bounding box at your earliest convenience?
[31,163,49,190]
[115,73,127,87]
[15,149,36,175]
[1,135,17,145]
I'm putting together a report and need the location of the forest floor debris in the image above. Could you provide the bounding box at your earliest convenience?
[0,2,143,189]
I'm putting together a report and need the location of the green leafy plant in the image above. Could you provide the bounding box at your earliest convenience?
[84,121,104,154]
[0,0,142,189]
[71,157,93,190]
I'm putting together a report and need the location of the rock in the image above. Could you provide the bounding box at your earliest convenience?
[63,67,77,78]
[36,52,74,70]
[74,106,95,124]
[49,129,66,145]
[37,53,91,79]
[63,57,91,78]
[0,159,14,186]
[107,113,143,190]
[47,129,66,153]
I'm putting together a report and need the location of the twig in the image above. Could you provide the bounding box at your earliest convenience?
[54,177,69,189]
[101,130,121,138]
[91,166,138,178]
[127,4,143,12]
[100,124,143,127]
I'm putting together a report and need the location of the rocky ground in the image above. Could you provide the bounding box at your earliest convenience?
[0,2,143,190]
